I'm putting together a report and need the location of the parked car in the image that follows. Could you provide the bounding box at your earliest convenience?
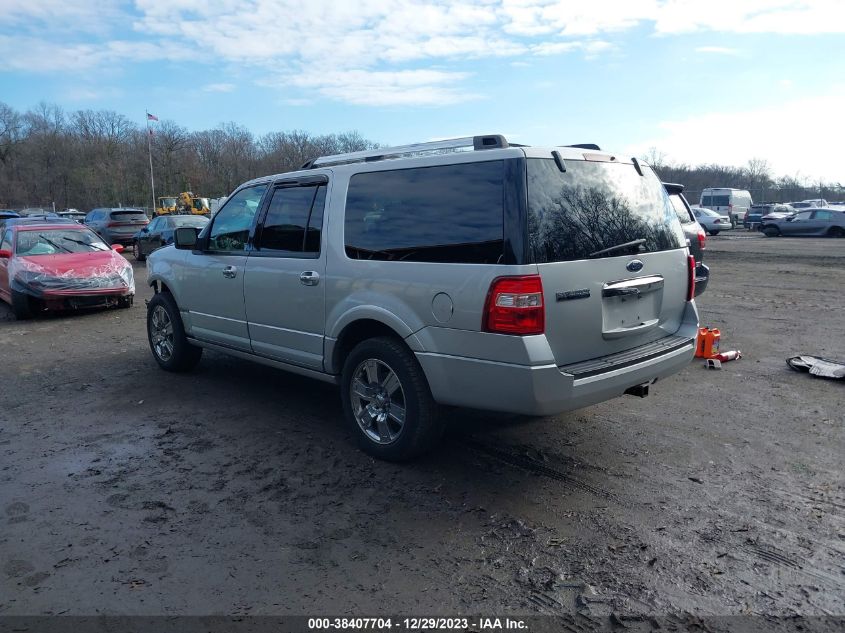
[761,208,845,237]
[699,188,752,228]
[0,210,20,221]
[146,135,700,461]
[745,203,793,230]
[0,215,76,230]
[663,182,708,296]
[0,222,135,319]
[133,214,209,261]
[84,208,150,246]
[19,207,50,216]
[57,209,87,223]
[692,206,732,235]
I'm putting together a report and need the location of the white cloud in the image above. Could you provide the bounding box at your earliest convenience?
[202,83,236,93]
[283,69,479,107]
[2,1,845,107]
[627,92,845,182]
[695,46,740,55]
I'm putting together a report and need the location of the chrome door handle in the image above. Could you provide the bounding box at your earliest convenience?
[300,271,320,286]
[222,265,237,279]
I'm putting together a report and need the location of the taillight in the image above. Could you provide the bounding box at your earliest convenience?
[697,227,706,250]
[687,255,696,301]
[743,210,749,220]
[483,275,545,335]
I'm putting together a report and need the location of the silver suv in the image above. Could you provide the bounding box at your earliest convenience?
[146,135,699,460]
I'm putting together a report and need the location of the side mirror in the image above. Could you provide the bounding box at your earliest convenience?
[174,226,199,249]
[0,249,11,259]
[111,244,125,253]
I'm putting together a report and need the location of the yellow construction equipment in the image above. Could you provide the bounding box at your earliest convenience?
[156,192,210,216]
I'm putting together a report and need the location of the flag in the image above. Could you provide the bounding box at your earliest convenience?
[146,112,159,121]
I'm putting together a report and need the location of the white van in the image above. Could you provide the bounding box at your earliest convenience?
[700,188,752,228]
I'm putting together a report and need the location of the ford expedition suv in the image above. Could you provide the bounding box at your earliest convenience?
[145,135,699,461]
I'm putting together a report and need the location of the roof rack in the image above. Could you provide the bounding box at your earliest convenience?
[303,134,510,169]
[565,143,602,150]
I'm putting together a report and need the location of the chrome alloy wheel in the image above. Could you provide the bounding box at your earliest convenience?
[350,358,406,444]
[150,305,174,362]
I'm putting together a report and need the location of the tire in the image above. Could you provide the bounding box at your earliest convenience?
[133,241,146,261]
[710,230,719,236]
[146,291,202,372]
[11,290,33,320]
[118,296,133,309]
[828,226,845,238]
[341,336,443,461]
[763,226,780,238]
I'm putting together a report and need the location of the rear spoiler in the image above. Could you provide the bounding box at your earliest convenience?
[662,182,684,195]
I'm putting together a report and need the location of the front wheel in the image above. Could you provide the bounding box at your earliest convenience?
[709,229,720,236]
[133,241,146,261]
[147,292,202,371]
[341,336,443,461]
[11,290,33,320]
[763,226,780,237]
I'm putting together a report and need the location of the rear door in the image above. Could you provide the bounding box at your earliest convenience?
[527,157,690,367]
[243,177,328,369]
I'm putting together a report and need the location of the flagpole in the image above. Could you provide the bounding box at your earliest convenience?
[146,111,156,216]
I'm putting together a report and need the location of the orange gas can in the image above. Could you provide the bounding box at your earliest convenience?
[696,327,721,358]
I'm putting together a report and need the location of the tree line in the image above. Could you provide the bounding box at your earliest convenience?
[644,149,844,205]
[0,101,376,211]
[1,101,842,212]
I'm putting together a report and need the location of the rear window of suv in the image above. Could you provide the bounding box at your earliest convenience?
[527,159,684,263]
[344,161,504,264]
[109,210,148,223]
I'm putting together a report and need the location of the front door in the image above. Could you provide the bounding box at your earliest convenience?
[781,210,813,235]
[179,184,268,351]
[244,178,328,370]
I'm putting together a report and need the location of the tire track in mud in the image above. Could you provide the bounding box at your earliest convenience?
[461,438,628,507]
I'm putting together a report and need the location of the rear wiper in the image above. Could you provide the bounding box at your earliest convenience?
[588,238,646,258]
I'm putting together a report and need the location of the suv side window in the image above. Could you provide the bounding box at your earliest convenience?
[793,211,812,221]
[207,184,268,252]
[256,184,326,255]
[344,161,504,263]
[0,229,10,251]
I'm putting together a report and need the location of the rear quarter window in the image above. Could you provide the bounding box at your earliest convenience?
[344,161,504,264]
[527,159,684,263]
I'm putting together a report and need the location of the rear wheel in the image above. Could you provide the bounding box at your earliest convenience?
[763,225,780,237]
[828,226,845,238]
[11,290,33,320]
[147,292,202,371]
[341,336,443,461]
[709,229,720,236]
[133,241,146,261]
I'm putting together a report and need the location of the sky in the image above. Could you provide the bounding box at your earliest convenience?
[1,0,844,182]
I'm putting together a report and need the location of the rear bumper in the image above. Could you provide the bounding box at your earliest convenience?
[415,303,699,416]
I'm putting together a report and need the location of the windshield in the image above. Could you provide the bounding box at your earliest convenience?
[527,159,684,263]
[160,198,177,207]
[15,229,109,255]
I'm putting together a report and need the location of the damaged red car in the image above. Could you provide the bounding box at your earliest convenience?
[0,222,135,319]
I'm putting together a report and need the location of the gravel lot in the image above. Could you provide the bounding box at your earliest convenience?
[1,234,843,619]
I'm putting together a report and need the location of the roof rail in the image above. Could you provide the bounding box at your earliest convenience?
[565,143,602,150]
[304,134,509,169]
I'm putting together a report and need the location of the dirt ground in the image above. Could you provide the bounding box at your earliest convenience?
[0,234,842,619]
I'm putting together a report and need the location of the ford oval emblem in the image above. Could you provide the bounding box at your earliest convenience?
[626,259,644,272]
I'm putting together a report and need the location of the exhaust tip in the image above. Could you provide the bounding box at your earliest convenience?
[624,383,650,398]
